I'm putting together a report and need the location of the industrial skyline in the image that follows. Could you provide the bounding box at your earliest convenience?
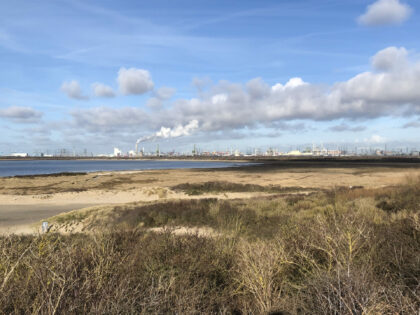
[4,141,420,159]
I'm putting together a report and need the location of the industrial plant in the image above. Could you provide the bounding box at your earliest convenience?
[4,143,420,159]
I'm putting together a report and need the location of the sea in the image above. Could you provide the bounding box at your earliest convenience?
[0,159,250,177]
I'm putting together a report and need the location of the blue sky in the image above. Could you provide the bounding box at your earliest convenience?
[1,0,420,154]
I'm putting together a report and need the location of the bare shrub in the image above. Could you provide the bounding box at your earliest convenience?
[1,177,419,313]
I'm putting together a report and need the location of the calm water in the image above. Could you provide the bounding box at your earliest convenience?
[0,160,248,177]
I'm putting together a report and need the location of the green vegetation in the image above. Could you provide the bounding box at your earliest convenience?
[1,178,419,314]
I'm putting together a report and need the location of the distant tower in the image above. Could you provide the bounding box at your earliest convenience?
[192,144,197,156]
[156,144,160,156]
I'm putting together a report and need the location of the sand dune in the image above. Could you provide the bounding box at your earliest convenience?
[1,162,420,234]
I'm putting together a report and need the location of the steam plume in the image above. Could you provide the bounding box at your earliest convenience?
[136,120,199,145]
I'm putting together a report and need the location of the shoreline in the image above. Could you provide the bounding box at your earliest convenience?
[1,161,420,234]
[2,157,420,178]
[1,155,420,162]
[0,160,256,178]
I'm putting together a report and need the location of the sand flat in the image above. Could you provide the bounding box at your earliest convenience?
[1,161,420,234]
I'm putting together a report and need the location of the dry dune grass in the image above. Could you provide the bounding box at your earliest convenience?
[1,164,420,313]
[0,177,417,313]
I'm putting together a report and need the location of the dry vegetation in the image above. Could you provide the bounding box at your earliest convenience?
[1,175,419,314]
[171,181,314,195]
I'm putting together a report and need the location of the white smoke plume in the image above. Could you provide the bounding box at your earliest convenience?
[136,120,199,145]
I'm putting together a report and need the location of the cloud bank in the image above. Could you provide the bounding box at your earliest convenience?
[0,106,42,123]
[147,87,177,109]
[68,46,420,139]
[328,123,366,132]
[358,0,412,26]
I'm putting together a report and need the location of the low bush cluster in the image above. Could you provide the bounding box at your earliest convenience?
[171,181,306,195]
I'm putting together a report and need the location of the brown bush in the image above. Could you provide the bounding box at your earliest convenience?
[1,178,419,313]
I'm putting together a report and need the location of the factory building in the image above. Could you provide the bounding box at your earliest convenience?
[11,153,29,157]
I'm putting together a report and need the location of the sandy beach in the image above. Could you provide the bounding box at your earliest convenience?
[1,160,420,234]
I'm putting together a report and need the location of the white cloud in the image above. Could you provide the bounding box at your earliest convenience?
[371,46,408,71]
[60,80,89,100]
[285,77,308,89]
[146,87,176,109]
[358,0,412,26]
[70,46,420,138]
[365,135,386,143]
[0,106,42,123]
[211,94,227,105]
[154,86,176,100]
[246,77,270,99]
[271,77,308,92]
[136,120,198,144]
[146,97,163,109]
[92,82,115,98]
[167,46,420,131]
[156,120,198,138]
[117,67,154,95]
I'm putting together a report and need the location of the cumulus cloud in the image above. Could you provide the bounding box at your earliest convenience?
[70,46,420,139]
[117,67,154,95]
[334,47,420,108]
[167,46,420,131]
[146,86,176,109]
[0,106,42,123]
[92,83,115,98]
[371,46,408,71]
[358,0,412,26]
[211,93,228,105]
[146,98,163,109]
[271,77,308,92]
[60,80,89,100]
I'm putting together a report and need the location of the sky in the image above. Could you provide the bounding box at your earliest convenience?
[1,0,420,154]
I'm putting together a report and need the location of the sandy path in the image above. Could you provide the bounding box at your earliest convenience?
[0,189,168,206]
[0,203,97,234]
[0,189,277,234]
[0,189,166,234]
[0,204,96,225]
